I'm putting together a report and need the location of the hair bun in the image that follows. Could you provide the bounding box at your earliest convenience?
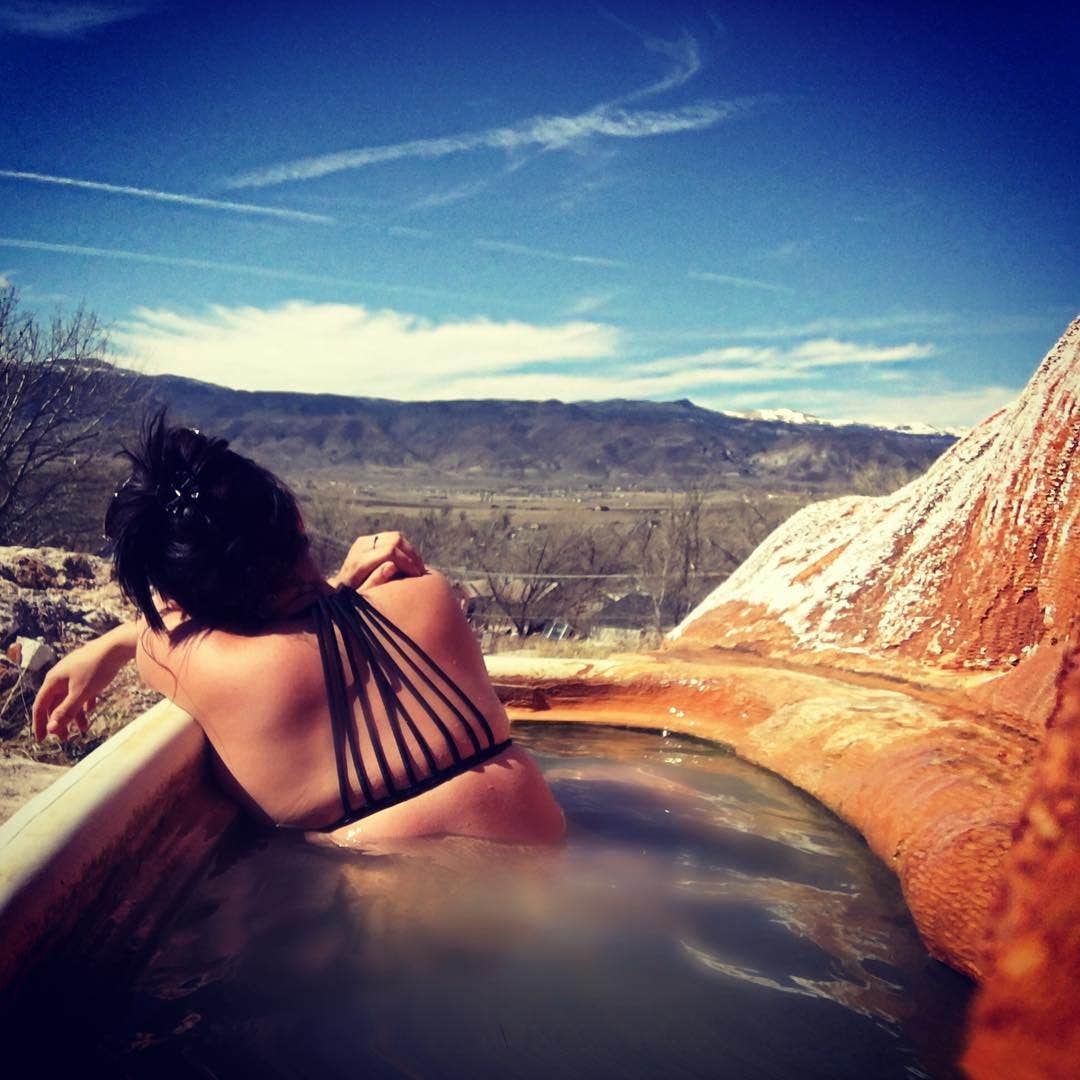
[106,409,306,631]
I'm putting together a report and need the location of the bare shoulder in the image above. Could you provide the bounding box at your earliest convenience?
[135,609,252,702]
[361,570,479,660]
[363,570,464,623]
[134,609,196,700]
[360,569,504,724]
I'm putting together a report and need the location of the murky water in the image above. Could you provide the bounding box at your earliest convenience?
[97,723,971,1078]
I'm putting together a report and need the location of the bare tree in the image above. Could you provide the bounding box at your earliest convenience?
[631,485,708,635]
[0,288,132,543]
[298,493,476,579]
[469,516,617,637]
[631,488,812,635]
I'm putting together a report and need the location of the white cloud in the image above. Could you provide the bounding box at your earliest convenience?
[762,239,811,262]
[114,299,941,413]
[634,339,932,379]
[113,297,1009,428]
[114,301,620,398]
[549,167,619,215]
[660,310,1069,344]
[387,225,435,240]
[704,9,728,38]
[0,269,11,287]
[734,312,956,338]
[596,16,702,105]
[642,311,958,344]
[0,1,147,37]
[562,291,616,316]
[0,236,319,279]
[408,179,490,211]
[633,345,781,378]
[440,362,792,402]
[0,169,334,223]
[786,337,933,366]
[405,333,930,401]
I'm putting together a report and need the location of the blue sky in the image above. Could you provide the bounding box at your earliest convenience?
[1,0,1076,429]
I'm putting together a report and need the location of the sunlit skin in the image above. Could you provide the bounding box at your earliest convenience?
[32,532,565,846]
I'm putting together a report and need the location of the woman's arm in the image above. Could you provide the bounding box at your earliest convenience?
[328,531,426,590]
[32,621,140,742]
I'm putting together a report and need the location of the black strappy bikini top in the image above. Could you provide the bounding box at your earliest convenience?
[296,585,512,831]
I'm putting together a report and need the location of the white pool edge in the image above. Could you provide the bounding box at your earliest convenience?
[0,700,237,992]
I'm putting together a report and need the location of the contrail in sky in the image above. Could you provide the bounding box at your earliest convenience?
[0,2,149,38]
[0,236,518,305]
[474,239,629,269]
[224,21,743,191]
[225,103,733,189]
[0,169,334,223]
[688,270,793,294]
[0,235,351,282]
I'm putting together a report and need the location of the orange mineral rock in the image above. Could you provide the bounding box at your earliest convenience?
[663,315,1080,1056]
[963,649,1080,1079]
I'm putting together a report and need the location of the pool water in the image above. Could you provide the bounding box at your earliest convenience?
[98,723,970,1079]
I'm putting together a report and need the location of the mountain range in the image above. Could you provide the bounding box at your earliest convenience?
[147,374,957,492]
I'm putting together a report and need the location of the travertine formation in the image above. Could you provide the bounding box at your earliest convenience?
[963,649,1080,1079]
[662,318,1080,1072]
[490,648,1033,980]
[672,317,1080,716]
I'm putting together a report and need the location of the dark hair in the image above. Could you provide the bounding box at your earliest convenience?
[105,409,309,632]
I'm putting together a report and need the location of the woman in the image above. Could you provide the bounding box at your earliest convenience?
[31,414,565,846]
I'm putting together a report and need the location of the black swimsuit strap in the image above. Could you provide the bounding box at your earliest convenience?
[293,587,511,831]
[311,599,356,815]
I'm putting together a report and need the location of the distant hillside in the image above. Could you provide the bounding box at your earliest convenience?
[147,373,956,492]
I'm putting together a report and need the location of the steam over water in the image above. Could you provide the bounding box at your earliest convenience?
[102,724,970,1078]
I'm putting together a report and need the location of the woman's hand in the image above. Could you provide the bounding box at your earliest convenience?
[330,531,426,592]
[32,623,138,742]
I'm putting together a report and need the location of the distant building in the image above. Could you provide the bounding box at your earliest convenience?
[587,591,686,645]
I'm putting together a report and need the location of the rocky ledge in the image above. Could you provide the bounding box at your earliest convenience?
[490,647,1030,982]
[0,545,157,815]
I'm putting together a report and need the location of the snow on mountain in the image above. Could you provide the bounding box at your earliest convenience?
[736,407,828,426]
[722,407,966,437]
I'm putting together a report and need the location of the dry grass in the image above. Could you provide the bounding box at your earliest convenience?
[482,635,651,659]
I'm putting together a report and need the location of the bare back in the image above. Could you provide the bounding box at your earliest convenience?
[136,572,564,845]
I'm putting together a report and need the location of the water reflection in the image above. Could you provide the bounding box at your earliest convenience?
[104,723,970,1079]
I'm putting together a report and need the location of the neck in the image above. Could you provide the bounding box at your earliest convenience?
[268,555,332,618]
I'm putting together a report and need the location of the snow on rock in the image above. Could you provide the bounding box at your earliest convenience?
[10,637,57,674]
[673,316,1080,677]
